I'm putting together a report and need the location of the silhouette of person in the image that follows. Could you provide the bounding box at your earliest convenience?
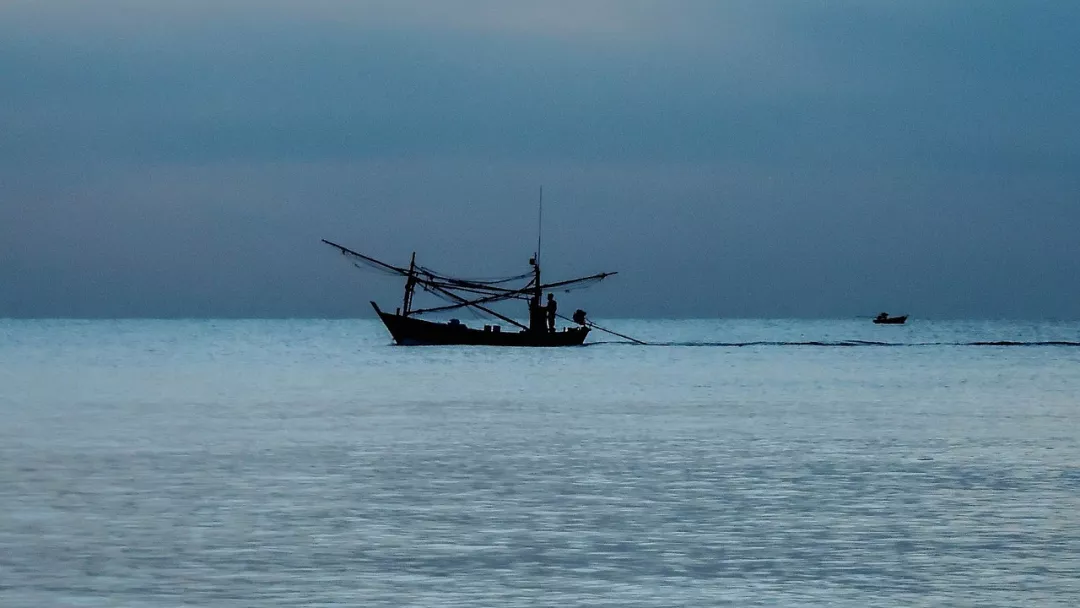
[546,293,557,333]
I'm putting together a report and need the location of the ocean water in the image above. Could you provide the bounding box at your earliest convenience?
[1,318,1078,607]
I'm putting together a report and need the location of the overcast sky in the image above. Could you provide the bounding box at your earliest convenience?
[2,1,1078,319]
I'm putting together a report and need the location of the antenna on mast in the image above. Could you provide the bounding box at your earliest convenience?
[536,185,543,266]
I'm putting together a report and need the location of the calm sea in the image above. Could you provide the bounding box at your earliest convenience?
[1,318,1078,607]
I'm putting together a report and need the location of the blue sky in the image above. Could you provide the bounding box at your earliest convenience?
[2,1,1078,318]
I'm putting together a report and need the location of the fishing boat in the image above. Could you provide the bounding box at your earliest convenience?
[321,240,621,346]
[873,312,908,325]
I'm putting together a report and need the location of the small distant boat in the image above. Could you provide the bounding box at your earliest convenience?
[873,312,908,325]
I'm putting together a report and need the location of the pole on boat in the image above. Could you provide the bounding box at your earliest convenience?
[536,185,543,268]
[556,312,648,345]
[402,251,417,316]
[586,321,648,345]
[529,186,544,331]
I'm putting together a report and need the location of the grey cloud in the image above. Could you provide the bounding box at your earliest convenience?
[2,2,1079,318]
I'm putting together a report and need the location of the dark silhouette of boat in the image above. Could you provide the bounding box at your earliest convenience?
[321,240,620,347]
[369,301,592,346]
[873,312,908,325]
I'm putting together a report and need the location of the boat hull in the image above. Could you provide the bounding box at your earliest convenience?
[372,302,589,346]
[873,315,908,324]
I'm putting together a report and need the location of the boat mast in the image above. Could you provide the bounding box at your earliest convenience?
[536,186,543,269]
[402,251,417,316]
[533,186,543,300]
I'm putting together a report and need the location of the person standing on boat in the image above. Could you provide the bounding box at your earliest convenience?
[546,293,557,333]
